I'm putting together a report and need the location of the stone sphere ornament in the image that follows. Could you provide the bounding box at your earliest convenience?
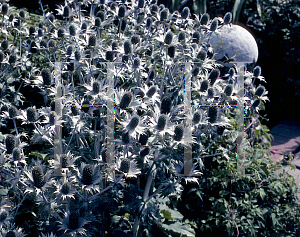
[209,24,258,65]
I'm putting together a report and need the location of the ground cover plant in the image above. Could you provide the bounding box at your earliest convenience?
[0,0,300,236]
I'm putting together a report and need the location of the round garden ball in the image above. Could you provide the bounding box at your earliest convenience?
[209,24,258,64]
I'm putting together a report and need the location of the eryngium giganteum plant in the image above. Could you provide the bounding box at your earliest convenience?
[1,1,299,237]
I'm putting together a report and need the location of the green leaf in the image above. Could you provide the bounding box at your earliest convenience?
[0,188,8,196]
[160,209,173,221]
[160,222,195,237]
[232,0,245,23]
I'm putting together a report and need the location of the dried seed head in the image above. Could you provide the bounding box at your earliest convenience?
[38,29,43,37]
[88,35,96,47]
[48,13,55,22]
[120,92,133,110]
[164,31,173,45]
[208,87,215,97]
[200,79,209,92]
[27,107,37,122]
[92,81,100,94]
[81,22,88,32]
[253,66,261,78]
[139,130,150,145]
[110,2,117,10]
[192,66,200,77]
[208,106,218,123]
[12,148,21,160]
[9,54,16,64]
[31,41,38,53]
[9,13,14,22]
[57,28,65,39]
[32,166,45,188]
[106,51,114,62]
[178,31,186,43]
[61,182,71,194]
[38,22,43,28]
[49,111,55,125]
[41,68,52,86]
[193,111,201,124]
[128,115,139,131]
[66,45,73,56]
[29,26,35,35]
[93,108,100,118]
[174,124,184,141]
[148,69,155,81]
[200,13,210,25]
[8,106,17,119]
[5,135,15,154]
[2,3,8,15]
[122,131,130,144]
[122,55,129,63]
[96,10,105,21]
[95,17,101,27]
[229,68,235,77]
[112,41,118,50]
[197,48,207,61]
[160,95,172,114]
[140,146,150,157]
[138,0,145,8]
[150,4,158,15]
[40,39,47,48]
[131,35,140,45]
[160,8,168,21]
[224,84,233,96]
[252,99,260,108]
[210,18,218,31]
[69,211,79,230]
[181,7,190,19]
[167,46,175,58]
[69,25,76,36]
[124,40,132,55]
[63,6,70,18]
[192,31,201,44]
[120,158,130,173]
[159,4,165,11]
[223,12,232,25]
[48,39,56,48]
[0,211,7,222]
[157,114,167,131]
[1,40,8,50]
[75,50,81,61]
[133,57,141,68]
[118,5,126,18]
[146,17,152,28]
[255,85,265,97]
[146,86,156,97]
[209,68,220,85]
[82,164,94,185]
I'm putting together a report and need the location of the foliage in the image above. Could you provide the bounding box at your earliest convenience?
[0,0,300,237]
